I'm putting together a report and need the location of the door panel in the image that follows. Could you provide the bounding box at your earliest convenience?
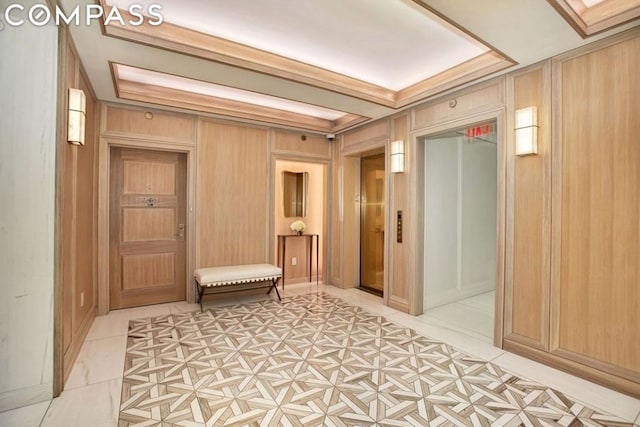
[110,147,186,309]
[123,160,176,195]
[122,208,176,241]
[122,253,175,290]
[360,154,385,293]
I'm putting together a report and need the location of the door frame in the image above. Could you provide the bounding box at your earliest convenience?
[411,108,507,347]
[341,141,391,305]
[97,137,196,315]
[269,153,330,285]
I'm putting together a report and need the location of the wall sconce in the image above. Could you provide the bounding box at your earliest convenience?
[515,106,538,156]
[67,88,86,145]
[390,140,405,173]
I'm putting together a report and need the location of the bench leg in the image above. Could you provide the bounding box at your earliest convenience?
[196,281,205,312]
[267,277,282,301]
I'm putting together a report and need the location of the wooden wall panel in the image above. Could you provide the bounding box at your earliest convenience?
[197,121,269,267]
[413,81,503,130]
[342,120,389,151]
[58,33,99,391]
[505,63,551,350]
[389,115,410,312]
[75,72,98,328]
[272,130,331,158]
[104,105,196,143]
[553,35,640,376]
[329,140,342,285]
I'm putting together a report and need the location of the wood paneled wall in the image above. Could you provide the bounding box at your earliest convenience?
[57,33,99,392]
[551,32,640,378]
[388,115,411,312]
[332,28,640,397]
[501,29,640,397]
[504,62,552,350]
[197,121,270,267]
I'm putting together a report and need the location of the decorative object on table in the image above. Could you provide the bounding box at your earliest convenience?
[290,220,306,235]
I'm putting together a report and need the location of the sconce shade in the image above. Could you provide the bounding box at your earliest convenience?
[515,107,538,156]
[67,88,86,145]
[390,140,405,173]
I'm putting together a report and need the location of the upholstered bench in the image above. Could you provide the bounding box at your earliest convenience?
[194,264,282,311]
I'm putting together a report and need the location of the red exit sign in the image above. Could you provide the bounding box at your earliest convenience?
[465,123,494,138]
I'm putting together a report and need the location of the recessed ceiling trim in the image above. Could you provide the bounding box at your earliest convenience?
[396,51,514,107]
[118,80,335,132]
[547,0,640,37]
[100,1,514,109]
[113,65,368,133]
[100,2,396,107]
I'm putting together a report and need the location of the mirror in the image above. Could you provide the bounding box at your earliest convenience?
[283,171,308,217]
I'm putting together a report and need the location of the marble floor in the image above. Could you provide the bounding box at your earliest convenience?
[422,291,496,344]
[0,283,639,426]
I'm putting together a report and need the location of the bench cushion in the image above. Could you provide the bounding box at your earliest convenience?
[194,264,282,288]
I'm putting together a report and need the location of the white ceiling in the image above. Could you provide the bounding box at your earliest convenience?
[62,0,640,131]
[109,0,487,91]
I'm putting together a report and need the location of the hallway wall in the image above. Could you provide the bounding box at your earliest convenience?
[0,17,58,410]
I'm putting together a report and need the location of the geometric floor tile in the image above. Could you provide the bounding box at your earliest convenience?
[118,293,633,427]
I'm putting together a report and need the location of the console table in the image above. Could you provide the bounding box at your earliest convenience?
[276,234,319,288]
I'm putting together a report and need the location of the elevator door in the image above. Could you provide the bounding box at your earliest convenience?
[360,154,385,295]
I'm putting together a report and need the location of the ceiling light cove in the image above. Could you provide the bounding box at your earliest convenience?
[112,64,367,133]
[101,0,515,108]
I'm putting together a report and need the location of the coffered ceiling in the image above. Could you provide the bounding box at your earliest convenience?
[58,0,640,133]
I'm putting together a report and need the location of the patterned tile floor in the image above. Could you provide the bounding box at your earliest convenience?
[118,293,633,426]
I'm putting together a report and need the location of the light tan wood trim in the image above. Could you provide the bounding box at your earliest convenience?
[396,52,515,107]
[409,107,507,332]
[547,0,640,37]
[97,135,197,314]
[116,79,342,133]
[53,25,69,398]
[551,347,640,383]
[333,114,370,133]
[388,295,410,313]
[504,340,640,399]
[546,0,589,37]
[62,307,95,384]
[494,109,507,349]
[269,149,331,284]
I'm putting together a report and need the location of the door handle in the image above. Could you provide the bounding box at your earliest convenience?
[176,224,185,239]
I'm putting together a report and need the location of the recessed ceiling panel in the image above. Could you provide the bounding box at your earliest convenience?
[106,0,488,91]
[116,64,348,121]
[113,63,368,132]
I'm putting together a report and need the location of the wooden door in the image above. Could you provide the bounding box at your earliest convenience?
[109,147,187,309]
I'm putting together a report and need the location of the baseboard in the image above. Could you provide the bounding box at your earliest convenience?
[504,340,640,399]
[0,382,53,412]
[283,276,323,285]
[62,306,96,387]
